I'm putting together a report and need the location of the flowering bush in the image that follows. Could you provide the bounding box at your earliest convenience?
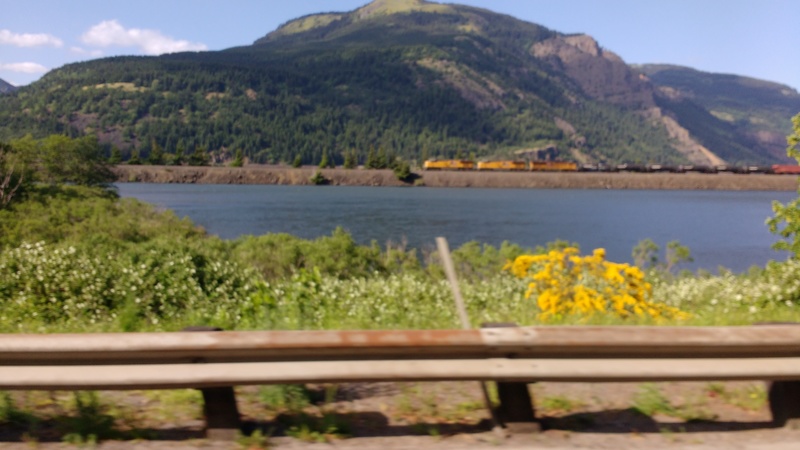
[506,247,688,322]
[0,240,261,330]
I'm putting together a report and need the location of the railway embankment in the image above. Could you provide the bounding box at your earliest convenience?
[114,165,799,191]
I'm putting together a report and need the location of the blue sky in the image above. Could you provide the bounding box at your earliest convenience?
[1,0,798,92]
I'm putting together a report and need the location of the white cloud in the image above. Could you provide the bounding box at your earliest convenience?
[81,20,207,55]
[0,62,49,73]
[0,29,63,48]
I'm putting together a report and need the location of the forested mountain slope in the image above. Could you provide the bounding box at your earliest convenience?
[638,64,800,163]
[0,0,793,165]
[0,78,16,95]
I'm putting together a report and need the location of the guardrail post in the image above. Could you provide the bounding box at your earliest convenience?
[182,326,242,440]
[756,323,800,428]
[769,381,800,428]
[482,323,540,433]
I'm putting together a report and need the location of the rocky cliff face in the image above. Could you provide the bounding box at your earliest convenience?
[532,34,656,110]
[531,35,723,165]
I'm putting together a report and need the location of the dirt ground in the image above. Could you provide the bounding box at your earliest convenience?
[114,165,798,191]
[2,380,800,449]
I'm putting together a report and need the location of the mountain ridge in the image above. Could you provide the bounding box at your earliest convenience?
[0,0,795,165]
[0,78,16,95]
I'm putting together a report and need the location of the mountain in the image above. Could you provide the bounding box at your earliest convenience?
[637,64,800,162]
[0,0,794,165]
[0,78,16,95]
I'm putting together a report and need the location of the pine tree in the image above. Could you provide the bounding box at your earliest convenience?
[230,149,244,167]
[319,150,329,169]
[189,145,209,166]
[147,139,164,165]
[172,142,185,166]
[343,150,357,169]
[108,146,122,165]
[127,148,141,165]
[366,146,377,169]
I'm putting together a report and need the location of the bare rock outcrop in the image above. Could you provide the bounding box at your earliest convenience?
[532,34,657,110]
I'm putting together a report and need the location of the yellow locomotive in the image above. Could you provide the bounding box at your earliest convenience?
[476,160,528,171]
[422,159,476,170]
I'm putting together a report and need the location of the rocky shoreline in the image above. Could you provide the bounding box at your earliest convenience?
[114,165,799,191]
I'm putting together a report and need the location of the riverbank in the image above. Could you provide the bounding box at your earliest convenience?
[114,165,798,191]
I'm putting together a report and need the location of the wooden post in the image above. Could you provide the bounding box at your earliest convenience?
[482,322,540,433]
[182,326,242,440]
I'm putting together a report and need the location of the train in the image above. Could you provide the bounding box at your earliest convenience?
[422,159,800,175]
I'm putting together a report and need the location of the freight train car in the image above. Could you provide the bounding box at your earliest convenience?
[772,164,800,175]
[530,161,578,172]
[423,159,476,170]
[476,160,528,171]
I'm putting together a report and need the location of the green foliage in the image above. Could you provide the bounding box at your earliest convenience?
[127,148,141,165]
[0,185,201,249]
[392,157,412,181]
[172,142,185,166]
[0,238,261,330]
[0,392,37,428]
[769,113,800,256]
[9,134,115,187]
[236,428,270,449]
[0,142,27,209]
[147,139,164,165]
[59,392,118,444]
[108,146,122,165]
[318,150,329,169]
[633,384,675,417]
[188,145,209,166]
[292,154,302,168]
[343,150,357,169]
[231,227,407,280]
[631,239,693,274]
[230,149,244,167]
[309,170,327,185]
[259,385,313,412]
[632,238,659,269]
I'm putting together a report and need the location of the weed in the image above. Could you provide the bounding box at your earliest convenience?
[285,414,348,443]
[633,384,675,417]
[237,428,271,449]
[539,395,584,413]
[58,392,118,443]
[708,383,767,411]
[0,392,38,428]
[454,400,484,415]
[142,389,203,422]
[258,385,312,413]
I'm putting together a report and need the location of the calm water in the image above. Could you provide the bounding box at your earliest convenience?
[116,183,797,273]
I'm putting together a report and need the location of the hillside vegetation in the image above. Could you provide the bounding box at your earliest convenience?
[0,0,797,166]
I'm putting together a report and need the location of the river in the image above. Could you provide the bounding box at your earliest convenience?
[116,183,796,273]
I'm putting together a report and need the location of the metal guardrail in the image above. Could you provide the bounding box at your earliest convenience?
[2,325,800,438]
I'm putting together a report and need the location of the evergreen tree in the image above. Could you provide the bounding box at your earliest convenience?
[376,147,388,169]
[172,142,185,166]
[365,146,377,169]
[343,150,357,169]
[230,149,244,167]
[128,148,141,165]
[292,154,303,168]
[108,146,122,165]
[188,145,209,166]
[147,139,164,165]
[319,150,329,169]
